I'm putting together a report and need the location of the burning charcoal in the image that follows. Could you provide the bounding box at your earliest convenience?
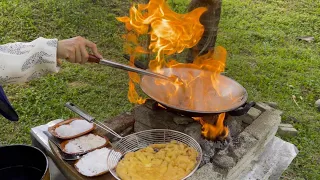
[211,139,229,150]
[199,138,216,157]
[210,144,236,169]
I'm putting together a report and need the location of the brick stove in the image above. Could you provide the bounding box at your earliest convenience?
[102,101,298,180]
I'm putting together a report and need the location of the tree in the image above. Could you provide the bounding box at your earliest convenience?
[186,0,222,63]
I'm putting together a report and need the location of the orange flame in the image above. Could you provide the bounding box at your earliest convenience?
[117,0,229,140]
[117,0,207,104]
[193,113,229,141]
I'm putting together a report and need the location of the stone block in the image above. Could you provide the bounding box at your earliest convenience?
[232,131,258,160]
[247,107,262,119]
[133,105,178,129]
[227,109,281,180]
[278,127,298,137]
[212,154,236,169]
[111,126,134,142]
[187,163,224,180]
[279,123,294,128]
[244,110,281,142]
[134,121,152,132]
[254,102,272,111]
[256,102,284,116]
[236,137,298,180]
[99,112,135,139]
[241,114,254,124]
[119,126,134,136]
[103,112,135,133]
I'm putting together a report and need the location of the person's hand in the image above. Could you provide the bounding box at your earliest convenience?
[57,36,102,64]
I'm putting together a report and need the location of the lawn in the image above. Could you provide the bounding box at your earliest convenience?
[0,0,319,179]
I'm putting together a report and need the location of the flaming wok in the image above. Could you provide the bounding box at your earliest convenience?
[88,55,254,117]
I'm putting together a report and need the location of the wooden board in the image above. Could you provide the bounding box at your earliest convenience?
[49,141,116,180]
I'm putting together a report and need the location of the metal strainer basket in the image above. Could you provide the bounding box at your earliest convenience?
[65,103,202,180]
[107,129,202,180]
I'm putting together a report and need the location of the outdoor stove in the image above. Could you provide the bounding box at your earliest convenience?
[134,99,251,163]
[130,100,298,180]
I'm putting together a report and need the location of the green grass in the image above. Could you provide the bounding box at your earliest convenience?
[0,0,319,179]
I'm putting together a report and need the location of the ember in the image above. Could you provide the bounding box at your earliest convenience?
[117,0,230,140]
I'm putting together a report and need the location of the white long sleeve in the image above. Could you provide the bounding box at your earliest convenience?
[0,37,59,85]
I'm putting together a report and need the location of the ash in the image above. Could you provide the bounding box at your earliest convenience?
[199,134,232,166]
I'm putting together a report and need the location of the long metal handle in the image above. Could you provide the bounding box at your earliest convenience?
[65,102,95,122]
[64,102,122,139]
[88,54,172,81]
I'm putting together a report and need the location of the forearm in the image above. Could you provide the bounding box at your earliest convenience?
[0,37,59,85]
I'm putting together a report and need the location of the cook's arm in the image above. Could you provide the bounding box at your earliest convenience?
[0,37,59,85]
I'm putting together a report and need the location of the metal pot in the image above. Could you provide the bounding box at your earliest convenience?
[0,145,50,180]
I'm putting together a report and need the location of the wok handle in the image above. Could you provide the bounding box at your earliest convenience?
[90,54,148,70]
[88,54,101,63]
[228,101,256,116]
[87,54,173,82]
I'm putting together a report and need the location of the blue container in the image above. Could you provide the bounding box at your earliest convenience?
[0,86,19,121]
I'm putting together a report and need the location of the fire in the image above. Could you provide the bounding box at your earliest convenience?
[117,0,207,103]
[117,0,230,140]
[193,113,229,141]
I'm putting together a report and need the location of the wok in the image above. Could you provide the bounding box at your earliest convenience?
[88,55,255,117]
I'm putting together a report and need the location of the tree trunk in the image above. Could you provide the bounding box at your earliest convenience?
[186,0,222,63]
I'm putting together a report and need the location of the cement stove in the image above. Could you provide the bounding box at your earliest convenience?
[108,101,298,180]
